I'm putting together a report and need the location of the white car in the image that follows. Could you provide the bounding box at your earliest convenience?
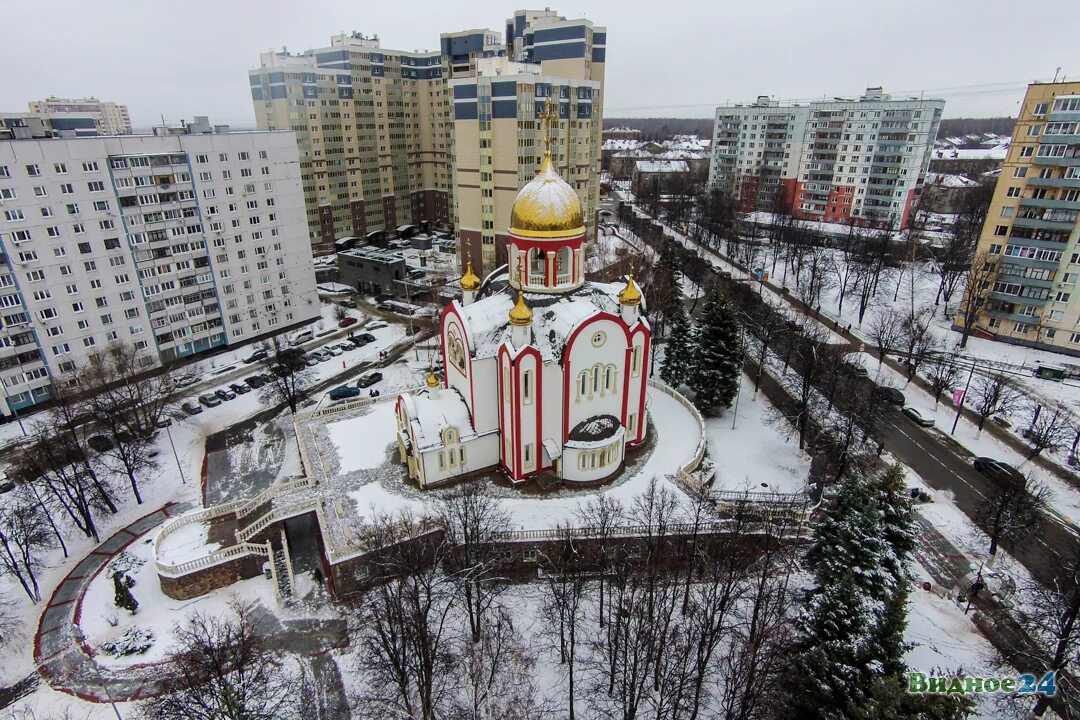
[326,345,343,356]
[901,406,935,428]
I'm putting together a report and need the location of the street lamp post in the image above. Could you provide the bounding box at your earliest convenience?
[164,423,185,485]
[71,626,124,720]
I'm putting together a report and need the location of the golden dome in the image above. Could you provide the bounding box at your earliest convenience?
[426,371,440,388]
[508,290,533,327]
[459,260,480,291]
[619,271,642,306]
[509,156,585,239]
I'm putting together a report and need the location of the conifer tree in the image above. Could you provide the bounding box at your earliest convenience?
[660,300,694,389]
[688,291,743,416]
[113,571,138,614]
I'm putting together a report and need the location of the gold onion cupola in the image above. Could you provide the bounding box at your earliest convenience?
[508,155,586,239]
[508,289,533,327]
[459,260,480,292]
[619,269,642,306]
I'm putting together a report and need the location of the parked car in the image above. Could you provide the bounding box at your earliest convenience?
[329,385,362,401]
[0,480,14,494]
[326,345,343,356]
[198,393,222,408]
[244,375,266,389]
[304,355,319,367]
[368,321,388,330]
[873,386,906,406]
[901,406,935,427]
[289,329,313,346]
[842,362,870,378]
[340,298,357,309]
[349,332,377,347]
[338,316,358,329]
[181,401,204,415]
[215,388,236,402]
[337,342,356,352]
[155,417,173,429]
[175,374,200,389]
[313,350,332,362]
[377,302,394,311]
[229,383,251,395]
[357,371,383,388]
[973,457,1024,485]
[87,435,114,453]
[242,349,268,364]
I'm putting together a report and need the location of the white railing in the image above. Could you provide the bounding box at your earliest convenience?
[556,273,573,286]
[310,386,421,419]
[152,500,246,564]
[647,378,707,478]
[234,476,316,518]
[155,541,269,578]
[235,497,319,543]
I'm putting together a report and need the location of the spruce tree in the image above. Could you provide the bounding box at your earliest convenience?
[113,571,139,615]
[660,300,694,389]
[688,291,743,416]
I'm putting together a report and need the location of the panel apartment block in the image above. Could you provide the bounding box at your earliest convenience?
[709,89,943,229]
[963,81,1080,357]
[0,128,319,415]
[249,8,605,276]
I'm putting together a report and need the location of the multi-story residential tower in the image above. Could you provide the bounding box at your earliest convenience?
[709,88,944,228]
[28,97,132,136]
[249,9,605,274]
[0,117,319,416]
[960,82,1080,356]
[455,11,604,272]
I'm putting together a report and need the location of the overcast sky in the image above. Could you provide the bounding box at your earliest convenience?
[2,0,1077,128]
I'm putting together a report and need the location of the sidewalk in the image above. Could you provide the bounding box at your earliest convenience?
[32,502,349,704]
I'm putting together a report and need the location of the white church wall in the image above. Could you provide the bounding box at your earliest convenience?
[564,316,630,437]
[471,357,499,433]
[541,361,564,454]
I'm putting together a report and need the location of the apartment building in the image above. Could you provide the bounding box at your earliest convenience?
[0,118,319,416]
[28,97,132,136]
[249,8,605,275]
[961,81,1080,357]
[709,88,944,228]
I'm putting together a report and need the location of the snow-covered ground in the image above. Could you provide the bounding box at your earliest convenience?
[706,374,812,496]
[80,537,277,670]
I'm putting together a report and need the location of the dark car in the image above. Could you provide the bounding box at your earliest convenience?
[155,417,173,429]
[350,332,377,347]
[198,393,222,407]
[242,349,268,364]
[87,435,114,453]
[973,457,1024,485]
[229,383,252,395]
[215,388,236,402]
[338,316,358,329]
[181,401,204,416]
[356,371,383,388]
[329,385,361,401]
[874,386,906,406]
[0,480,14,494]
[244,375,266,389]
[340,298,357,309]
[842,362,870,378]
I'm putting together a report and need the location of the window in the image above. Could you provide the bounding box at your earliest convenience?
[4,210,25,222]
[522,370,533,404]
[523,442,534,470]
[25,164,40,177]
[1000,207,1015,218]
[83,336,96,348]
[994,225,1008,237]
[1020,147,1034,158]
[0,188,15,200]
[989,244,1002,255]
[1006,187,1021,198]
[1013,322,1032,334]
[81,161,99,172]
[1033,102,1049,117]
[87,181,105,192]
[94,202,110,213]
[1013,167,1027,179]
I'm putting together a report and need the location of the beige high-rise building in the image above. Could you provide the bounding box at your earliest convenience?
[28,97,132,136]
[960,81,1080,357]
[248,9,605,273]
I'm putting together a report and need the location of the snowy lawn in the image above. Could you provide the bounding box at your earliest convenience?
[705,374,811,496]
[79,534,277,670]
[153,519,219,565]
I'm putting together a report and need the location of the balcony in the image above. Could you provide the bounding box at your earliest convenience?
[1026,176,1080,189]
[1012,216,1077,232]
[1039,134,1080,145]
[1019,197,1080,211]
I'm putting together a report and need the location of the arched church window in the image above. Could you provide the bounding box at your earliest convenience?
[529,248,545,279]
[604,364,617,392]
[592,364,601,394]
[556,247,571,280]
[578,371,588,399]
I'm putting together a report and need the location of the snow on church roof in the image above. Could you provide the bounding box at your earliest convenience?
[401,386,477,452]
[454,270,646,363]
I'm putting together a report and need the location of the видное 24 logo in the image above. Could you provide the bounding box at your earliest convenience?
[908,671,1057,696]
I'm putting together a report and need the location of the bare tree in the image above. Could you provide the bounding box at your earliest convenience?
[867,308,906,362]
[141,600,313,720]
[540,525,588,720]
[437,482,511,643]
[971,371,1021,432]
[17,429,109,543]
[0,501,53,602]
[899,308,939,380]
[0,590,22,650]
[1018,549,1080,717]
[957,252,999,349]
[924,353,961,407]
[449,605,548,720]
[795,246,834,310]
[575,495,625,632]
[332,303,350,323]
[260,336,313,415]
[975,471,1048,556]
[1024,404,1075,462]
[353,511,458,720]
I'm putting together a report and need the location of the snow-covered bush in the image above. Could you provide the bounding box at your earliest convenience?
[100,627,154,657]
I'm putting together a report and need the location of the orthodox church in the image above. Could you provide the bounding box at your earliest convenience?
[395,124,651,488]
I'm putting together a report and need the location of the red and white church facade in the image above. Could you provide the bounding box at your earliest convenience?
[395,155,651,488]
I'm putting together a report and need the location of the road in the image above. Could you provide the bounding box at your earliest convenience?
[879,408,1071,585]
